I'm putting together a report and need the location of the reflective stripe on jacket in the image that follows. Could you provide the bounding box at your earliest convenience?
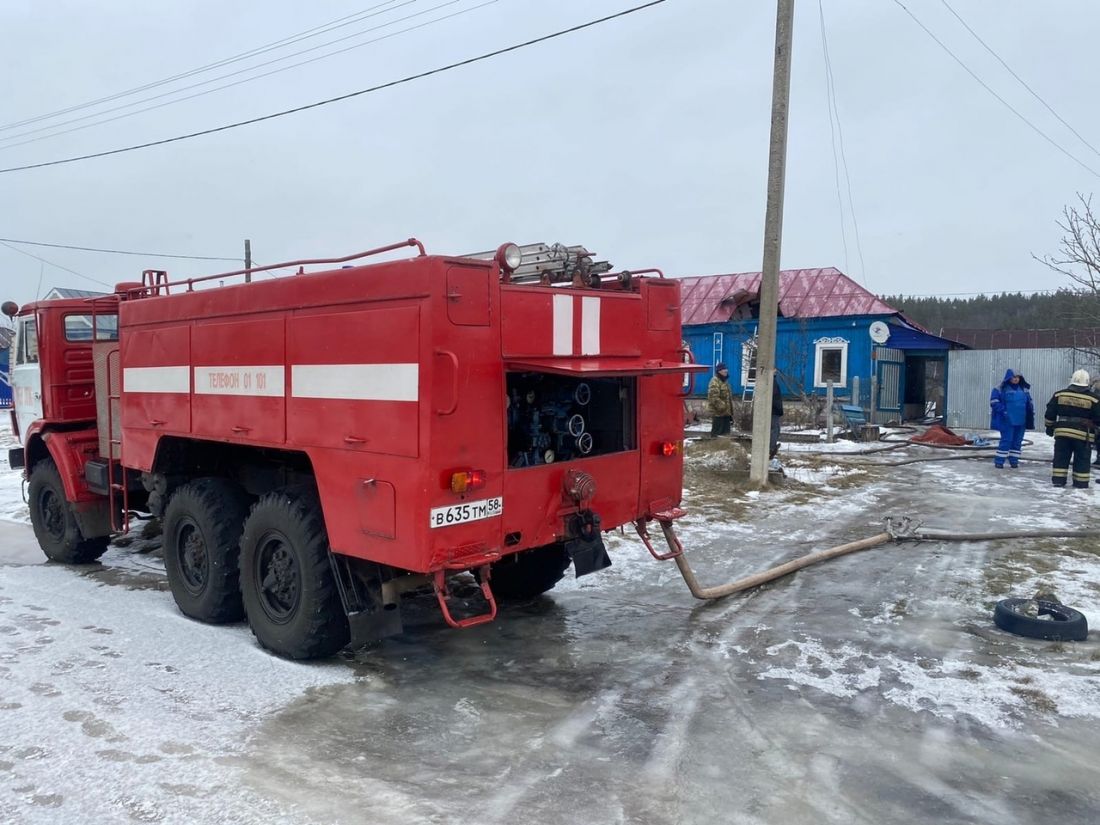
[1044,386,1100,441]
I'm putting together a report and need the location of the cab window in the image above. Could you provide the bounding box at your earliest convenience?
[16,318,38,364]
[63,313,118,342]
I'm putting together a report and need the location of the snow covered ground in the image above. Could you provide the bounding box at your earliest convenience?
[2,420,1100,824]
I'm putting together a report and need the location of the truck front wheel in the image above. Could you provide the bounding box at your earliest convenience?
[29,458,108,564]
[163,478,251,624]
[239,489,350,659]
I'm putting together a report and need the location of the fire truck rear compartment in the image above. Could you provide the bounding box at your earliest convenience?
[505,372,636,468]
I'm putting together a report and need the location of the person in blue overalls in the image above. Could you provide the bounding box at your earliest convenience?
[989,369,1035,468]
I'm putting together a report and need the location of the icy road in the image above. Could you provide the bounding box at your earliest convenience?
[2,429,1100,824]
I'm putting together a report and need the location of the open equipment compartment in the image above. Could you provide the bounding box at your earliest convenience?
[506,372,636,468]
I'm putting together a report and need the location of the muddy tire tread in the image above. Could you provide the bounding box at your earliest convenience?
[240,489,349,659]
[162,478,251,624]
[482,544,572,601]
[28,458,108,564]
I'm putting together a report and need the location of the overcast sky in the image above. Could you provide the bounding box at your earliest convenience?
[1,0,1098,307]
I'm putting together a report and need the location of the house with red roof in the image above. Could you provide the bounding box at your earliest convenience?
[680,267,965,421]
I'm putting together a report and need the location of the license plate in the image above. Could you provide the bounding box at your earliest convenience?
[429,497,503,529]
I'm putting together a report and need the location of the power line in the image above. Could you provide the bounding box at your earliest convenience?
[0,0,405,134]
[0,1,669,175]
[0,239,112,288]
[891,0,1100,180]
[0,0,491,150]
[818,4,867,285]
[817,0,850,278]
[938,0,1100,162]
[0,236,240,262]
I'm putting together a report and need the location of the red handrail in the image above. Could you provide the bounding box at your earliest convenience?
[137,237,426,295]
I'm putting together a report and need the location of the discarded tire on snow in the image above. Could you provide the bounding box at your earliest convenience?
[993,598,1088,642]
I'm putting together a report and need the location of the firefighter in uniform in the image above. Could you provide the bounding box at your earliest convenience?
[707,362,734,436]
[1044,369,1100,489]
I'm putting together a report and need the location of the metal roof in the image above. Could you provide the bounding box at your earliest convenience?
[44,287,107,300]
[678,267,898,326]
[883,323,966,351]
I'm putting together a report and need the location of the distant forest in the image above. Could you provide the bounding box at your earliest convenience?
[880,290,1100,332]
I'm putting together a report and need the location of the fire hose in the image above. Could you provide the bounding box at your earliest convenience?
[666,517,1100,601]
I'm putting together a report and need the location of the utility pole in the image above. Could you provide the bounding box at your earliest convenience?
[244,238,252,283]
[749,0,795,486]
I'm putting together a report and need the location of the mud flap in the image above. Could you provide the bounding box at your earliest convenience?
[565,510,611,577]
[329,555,403,647]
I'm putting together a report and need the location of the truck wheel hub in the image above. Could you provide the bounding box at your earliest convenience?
[39,489,64,540]
[257,535,300,622]
[177,523,208,594]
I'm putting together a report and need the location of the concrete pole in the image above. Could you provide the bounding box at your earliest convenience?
[749,0,795,486]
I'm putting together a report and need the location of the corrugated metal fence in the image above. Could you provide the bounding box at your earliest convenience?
[946,348,1100,429]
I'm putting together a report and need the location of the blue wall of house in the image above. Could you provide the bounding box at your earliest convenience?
[0,348,10,409]
[684,315,891,398]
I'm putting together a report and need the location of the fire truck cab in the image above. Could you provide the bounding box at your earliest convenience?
[9,240,702,659]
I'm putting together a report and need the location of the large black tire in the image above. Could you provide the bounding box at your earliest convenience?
[239,489,350,659]
[162,478,251,624]
[484,544,572,601]
[28,458,108,564]
[993,598,1089,642]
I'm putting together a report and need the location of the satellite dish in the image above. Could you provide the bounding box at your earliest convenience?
[869,321,891,344]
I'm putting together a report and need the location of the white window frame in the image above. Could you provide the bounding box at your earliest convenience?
[813,336,848,388]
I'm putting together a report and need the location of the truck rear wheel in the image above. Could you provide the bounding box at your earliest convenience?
[29,458,108,564]
[239,489,350,659]
[484,544,572,601]
[163,478,250,624]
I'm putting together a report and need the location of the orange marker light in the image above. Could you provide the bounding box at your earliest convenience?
[450,470,487,494]
[661,441,680,457]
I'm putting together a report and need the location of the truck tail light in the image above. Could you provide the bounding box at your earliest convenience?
[660,441,681,457]
[450,470,486,494]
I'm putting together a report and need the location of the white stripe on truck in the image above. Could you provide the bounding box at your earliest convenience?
[291,363,419,402]
[194,366,286,397]
[123,364,418,401]
[123,366,190,394]
[552,294,573,356]
[581,296,601,355]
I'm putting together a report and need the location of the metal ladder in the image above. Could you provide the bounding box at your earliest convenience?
[105,347,129,534]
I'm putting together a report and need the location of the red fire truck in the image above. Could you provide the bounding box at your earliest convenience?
[7,240,702,658]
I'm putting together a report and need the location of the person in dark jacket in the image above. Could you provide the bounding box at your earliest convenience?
[769,374,784,470]
[989,369,1034,468]
[707,363,734,436]
[1044,369,1100,488]
[1091,376,1100,467]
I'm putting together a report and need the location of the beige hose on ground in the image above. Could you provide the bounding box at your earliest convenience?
[667,521,1100,602]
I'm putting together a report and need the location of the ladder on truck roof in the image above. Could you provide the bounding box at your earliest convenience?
[462,242,613,285]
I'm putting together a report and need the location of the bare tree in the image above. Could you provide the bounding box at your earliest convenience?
[1036,194,1100,356]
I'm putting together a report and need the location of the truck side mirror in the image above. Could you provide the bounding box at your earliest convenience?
[1,301,17,318]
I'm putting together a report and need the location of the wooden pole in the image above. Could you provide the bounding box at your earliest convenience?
[244,238,252,284]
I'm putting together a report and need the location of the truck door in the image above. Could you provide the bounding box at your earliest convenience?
[12,315,42,444]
